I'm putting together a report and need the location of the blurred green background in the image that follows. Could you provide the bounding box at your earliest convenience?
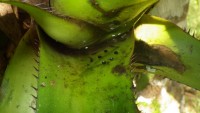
[188,0,200,39]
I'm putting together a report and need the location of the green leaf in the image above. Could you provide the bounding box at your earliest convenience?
[50,0,158,31]
[0,1,106,49]
[134,14,200,90]
[0,28,38,113]
[0,0,157,49]
[36,27,138,113]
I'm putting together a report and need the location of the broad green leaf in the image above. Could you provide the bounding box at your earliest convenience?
[0,0,150,49]
[134,14,200,90]
[0,1,105,49]
[0,28,38,113]
[50,0,158,31]
[37,27,138,113]
[0,0,158,49]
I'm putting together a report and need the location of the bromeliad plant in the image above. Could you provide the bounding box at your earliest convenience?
[0,0,200,113]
